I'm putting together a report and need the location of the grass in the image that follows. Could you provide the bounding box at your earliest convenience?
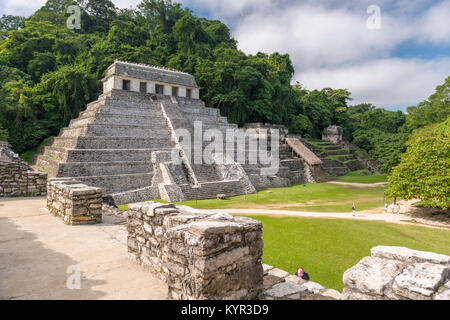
[356,149,368,159]
[252,215,450,291]
[117,182,388,213]
[115,179,448,292]
[303,139,334,147]
[20,136,54,164]
[117,204,130,211]
[336,169,388,184]
[177,183,386,212]
[325,154,354,164]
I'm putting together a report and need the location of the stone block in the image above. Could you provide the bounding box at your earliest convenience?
[343,256,403,296]
[342,246,450,300]
[285,274,308,286]
[392,262,449,299]
[301,281,326,294]
[263,274,285,290]
[262,264,274,275]
[263,282,309,300]
[322,289,342,300]
[433,281,450,300]
[187,220,241,236]
[267,267,290,279]
[371,246,450,265]
[46,179,102,225]
[127,202,263,300]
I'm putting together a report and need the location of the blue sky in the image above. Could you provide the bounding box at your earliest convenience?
[1,0,449,111]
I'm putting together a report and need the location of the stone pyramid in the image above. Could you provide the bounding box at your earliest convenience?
[35,61,313,204]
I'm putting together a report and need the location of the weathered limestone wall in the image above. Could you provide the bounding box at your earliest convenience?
[47,178,103,225]
[127,202,264,300]
[0,141,47,197]
[342,246,450,300]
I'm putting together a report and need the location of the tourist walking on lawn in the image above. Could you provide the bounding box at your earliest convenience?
[352,203,356,216]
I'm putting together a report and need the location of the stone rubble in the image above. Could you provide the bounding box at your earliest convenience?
[0,141,47,197]
[102,202,127,218]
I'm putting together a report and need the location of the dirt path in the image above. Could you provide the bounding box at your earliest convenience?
[326,181,388,187]
[0,197,168,300]
[198,207,450,230]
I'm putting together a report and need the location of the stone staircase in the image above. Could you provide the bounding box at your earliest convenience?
[302,138,365,176]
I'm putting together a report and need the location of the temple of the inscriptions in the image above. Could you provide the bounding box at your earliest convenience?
[34,60,373,204]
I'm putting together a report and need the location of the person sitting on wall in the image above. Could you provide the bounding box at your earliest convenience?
[294,267,310,280]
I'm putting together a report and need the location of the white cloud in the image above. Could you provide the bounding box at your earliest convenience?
[110,0,141,10]
[0,0,143,16]
[418,0,450,44]
[230,1,450,107]
[234,5,413,69]
[181,0,273,18]
[297,58,450,108]
[0,0,46,16]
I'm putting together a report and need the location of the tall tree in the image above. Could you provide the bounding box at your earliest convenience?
[138,0,186,33]
[404,76,450,132]
[386,119,450,209]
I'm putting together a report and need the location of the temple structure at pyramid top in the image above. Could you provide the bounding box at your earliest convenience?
[102,60,200,99]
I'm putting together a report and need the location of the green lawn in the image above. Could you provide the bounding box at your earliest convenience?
[253,215,450,291]
[117,182,387,212]
[173,182,387,212]
[336,169,388,184]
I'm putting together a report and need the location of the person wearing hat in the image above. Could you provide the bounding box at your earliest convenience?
[294,267,310,280]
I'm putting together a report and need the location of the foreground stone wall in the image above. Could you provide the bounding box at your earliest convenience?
[0,141,47,197]
[343,246,450,300]
[127,202,264,299]
[47,178,103,225]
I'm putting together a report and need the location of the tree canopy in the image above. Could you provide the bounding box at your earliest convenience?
[385,78,450,208]
[386,119,450,209]
[0,0,359,154]
[0,0,448,186]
